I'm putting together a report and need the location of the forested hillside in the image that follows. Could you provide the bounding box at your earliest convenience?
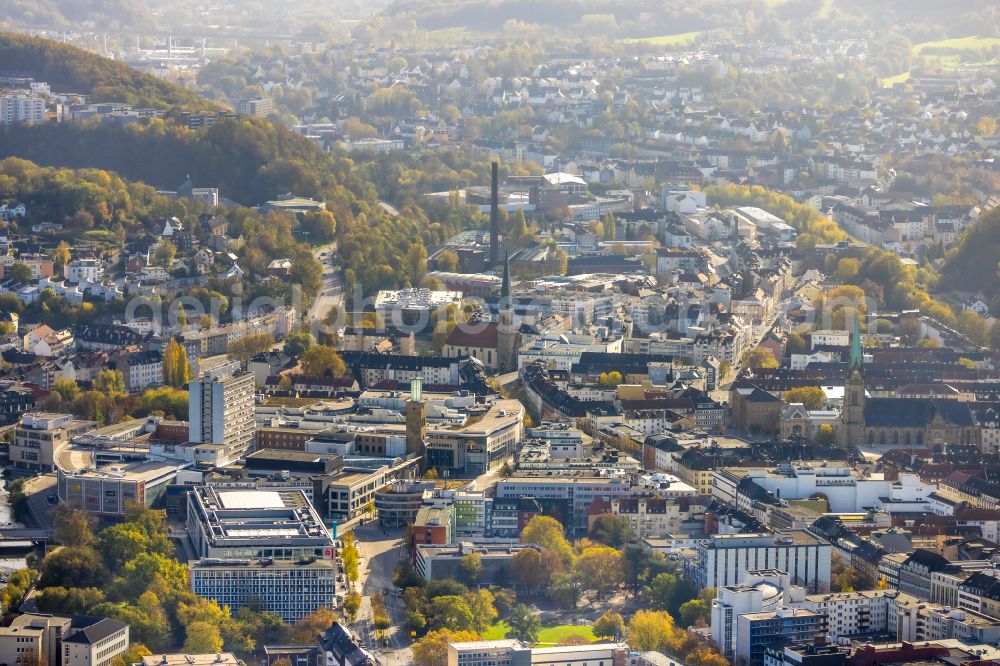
[941,206,1000,304]
[0,33,218,111]
[379,0,1000,40]
[0,0,152,30]
[0,34,492,296]
[0,118,375,212]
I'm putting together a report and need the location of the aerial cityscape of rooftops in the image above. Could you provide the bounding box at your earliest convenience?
[3,1,1000,665]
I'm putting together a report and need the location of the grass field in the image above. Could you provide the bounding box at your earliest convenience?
[482,621,597,645]
[880,70,911,88]
[764,0,833,14]
[623,31,703,47]
[913,36,1000,68]
[915,36,1000,54]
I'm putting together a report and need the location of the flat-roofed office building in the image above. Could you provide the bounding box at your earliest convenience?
[187,487,335,560]
[190,557,336,623]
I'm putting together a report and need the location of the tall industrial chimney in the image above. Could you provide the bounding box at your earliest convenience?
[489,161,499,268]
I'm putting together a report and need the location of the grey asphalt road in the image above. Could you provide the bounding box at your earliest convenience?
[307,242,345,326]
[352,524,413,666]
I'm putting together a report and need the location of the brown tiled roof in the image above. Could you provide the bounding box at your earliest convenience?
[445,323,499,349]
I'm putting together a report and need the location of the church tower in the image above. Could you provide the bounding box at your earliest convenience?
[841,317,866,445]
[496,251,518,372]
[405,375,427,458]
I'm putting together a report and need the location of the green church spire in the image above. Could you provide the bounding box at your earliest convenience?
[849,316,864,372]
[500,250,511,301]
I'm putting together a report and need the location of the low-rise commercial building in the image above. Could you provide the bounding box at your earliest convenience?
[415,543,538,584]
[58,461,179,518]
[373,480,435,527]
[11,413,94,473]
[445,640,629,666]
[140,654,243,666]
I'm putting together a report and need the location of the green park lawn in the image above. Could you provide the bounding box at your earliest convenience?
[483,621,597,645]
[880,70,911,88]
[623,31,703,47]
[913,36,1000,67]
[915,36,1000,54]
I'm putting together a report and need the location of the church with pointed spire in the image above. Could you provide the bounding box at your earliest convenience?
[496,250,519,372]
[440,251,519,371]
[839,318,979,449]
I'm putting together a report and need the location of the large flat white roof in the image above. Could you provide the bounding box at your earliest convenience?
[217,490,285,510]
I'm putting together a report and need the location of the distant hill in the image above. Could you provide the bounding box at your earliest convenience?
[378,0,1000,37]
[0,33,219,112]
[0,0,153,30]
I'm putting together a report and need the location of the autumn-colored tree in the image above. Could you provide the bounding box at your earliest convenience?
[1,569,35,614]
[283,332,314,357]
[464,588,497,634]
[508,209,535,247]
[52,506,94,547]
[834,257,860,282]
[977,116,998,136]
[154,239,177,269]
[299,345,347,377]
[184,621,223,653]
[458,553,482,587]
[52,241,71,272]
[597,371,624,386]
[679,597,711,627]
[601,212,616,241]
[576,547,624,599]
[94,369,125,396]
[510,548,550,589]
[786,332,808,355]
[431,302,469,353]
[520,516,574,566]
[110,644,152,666]
[816,423,836,447]
[51,378,81,403]
[593,610,625,640]
[436,250,459,272]
[228,333,275,367]
[343,592,361,622]
[783,386,826,410]
[627,610,678,652]
[162,338,189,387]
[745,347,779,369]
[341,533,360,584]
[589,514,635,548]
[284,607,338,643]
[405,240,429,286]
[412,629,480,666]
[301,210,337,242]
[687,647,730,666]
